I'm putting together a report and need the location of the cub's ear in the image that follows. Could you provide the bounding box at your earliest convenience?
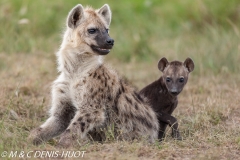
[67,4,84,29]
[97,4,112,26]
[158,57,169,72]
[184,58,194,72]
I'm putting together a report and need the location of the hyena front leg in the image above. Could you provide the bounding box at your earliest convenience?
[29,82,76,145]
[158,112,182,140]
[57,108,106,148]
[158,121,168,141]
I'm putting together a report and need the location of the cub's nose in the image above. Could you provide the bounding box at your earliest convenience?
[170,91,179,96]
[106,38,114,46]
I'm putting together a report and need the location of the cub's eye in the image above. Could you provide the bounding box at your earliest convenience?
[179,77,184,83]
[106,29,109,33]
[166,77,171,82]
[88,28,97,34]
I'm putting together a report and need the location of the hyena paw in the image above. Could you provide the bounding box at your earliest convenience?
[171,131,183,141]
[28,127,45,145]
[57,130,76,148]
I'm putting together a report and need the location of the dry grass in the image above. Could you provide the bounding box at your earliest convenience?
[0,52,240,160]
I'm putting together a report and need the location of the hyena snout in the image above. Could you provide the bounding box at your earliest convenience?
[91,33,114,55]
[170,90,180,96]
[106,38,114,46]
[168,85,182,96]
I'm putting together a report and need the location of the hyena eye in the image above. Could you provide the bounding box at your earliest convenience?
[88,28,97,34]
[106,29,109,33]
[166,77,171,82]
[179,77,184,83]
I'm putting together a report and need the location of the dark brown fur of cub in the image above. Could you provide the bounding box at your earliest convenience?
[140,57,194,140]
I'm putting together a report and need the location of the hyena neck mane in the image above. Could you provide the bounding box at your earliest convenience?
[57,39,103,75]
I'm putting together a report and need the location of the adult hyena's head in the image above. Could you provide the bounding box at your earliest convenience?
[65,4,114,55]
[158,57,194,96]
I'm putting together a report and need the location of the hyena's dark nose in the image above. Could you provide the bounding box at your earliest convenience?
[170,91,179,96]
[106,38,114,45]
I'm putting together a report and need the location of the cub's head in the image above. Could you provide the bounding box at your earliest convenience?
[65,4,114,55]
[158,57,194,96]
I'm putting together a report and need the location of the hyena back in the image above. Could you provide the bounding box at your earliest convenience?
[29,4,158,147]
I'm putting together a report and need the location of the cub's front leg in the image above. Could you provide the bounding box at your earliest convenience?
[157,111,182,140]
[28,81,76,145]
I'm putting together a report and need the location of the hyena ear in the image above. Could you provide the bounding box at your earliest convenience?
[67,4,84,29]
[158,57,169,72]
[97,4,112,26]
[184,58,194,72]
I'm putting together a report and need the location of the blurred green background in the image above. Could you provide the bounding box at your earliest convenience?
[0,0,239,74]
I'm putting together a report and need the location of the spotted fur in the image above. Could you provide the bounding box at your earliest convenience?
[28,4,158,147]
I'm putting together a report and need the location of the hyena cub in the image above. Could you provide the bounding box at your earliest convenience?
[140,57,194,140]
[28,4,159,147]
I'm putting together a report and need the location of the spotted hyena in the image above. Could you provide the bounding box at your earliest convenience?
[140,57,194,140]
[28,4,159,147]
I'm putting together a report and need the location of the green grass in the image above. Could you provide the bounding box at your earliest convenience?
[0,0,240,159]
[0,0,239,74]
